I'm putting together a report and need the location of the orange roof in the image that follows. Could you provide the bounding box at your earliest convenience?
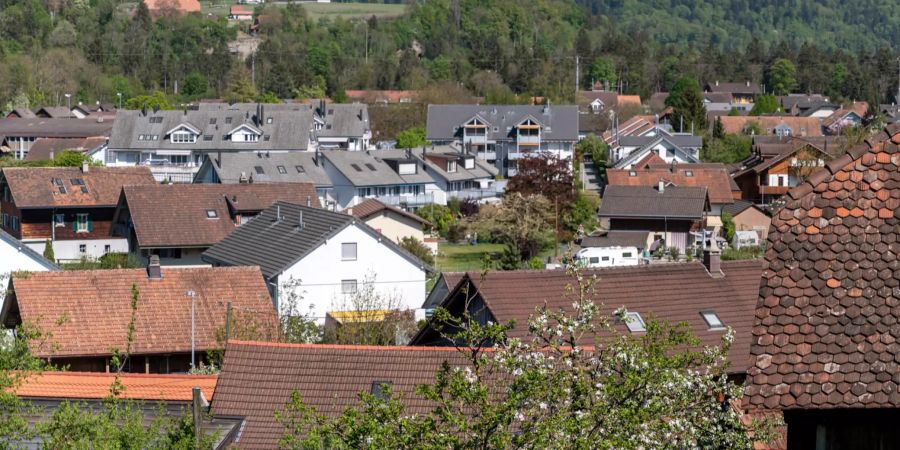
[717,116,823,137]
[144,0,201,14]
[230,5,252,14]
[15,371,216,402]
[607,163,736,205]
[617,95,642,107]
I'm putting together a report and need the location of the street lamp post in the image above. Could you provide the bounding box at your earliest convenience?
[186,290,196,370]
[116,92,123,110]
[64,93,71,117]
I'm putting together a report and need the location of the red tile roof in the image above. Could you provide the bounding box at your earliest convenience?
[212,340,471,449]
[344,198,431,226]
[1,166,155,209]
[822,101,869,128]
[718,116,823,137]
[14,371,217,402]
[417,261,763,373]
[344,90,418,103]
[4,266,278,358]
[745,123,900,411]
[144,0,201,14]
[121,183,320,248]
[607,163,735,205]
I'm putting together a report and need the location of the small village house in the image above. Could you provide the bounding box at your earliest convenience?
[344,198,431,245]
[721,199,771,242]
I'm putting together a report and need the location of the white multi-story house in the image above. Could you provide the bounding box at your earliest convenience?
[426,104,579,177]
[202,202,430,323]
[0,229,59,307]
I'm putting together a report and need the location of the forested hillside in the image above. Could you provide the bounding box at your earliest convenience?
[0,0,896,112]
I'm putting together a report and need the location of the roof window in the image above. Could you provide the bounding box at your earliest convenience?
[206,209,218,219]
[209,118,217,125]
[277,165,287,174]
[70,178,84,186]
[254,166,264,175]
[149,116,163,124]
[370,381,392,400]
[225,117,232,124]
[364,163,377,171]
[351,163,363,172]
[685,170,694,177]
[295,165,305,173]
[700,310,725,330]
[266,117,273,124]
[619,311,646,333]
[628,171,637,177]
[51,178,64,186]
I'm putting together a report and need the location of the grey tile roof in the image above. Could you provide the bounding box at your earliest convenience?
[320,150,432,187]
[197,151,332,187]
[0,118,113,140]
[580,230,649,249]
[202,201,430,279]
[379,146,497,182]
[308,102,370,138]
[599,185,708,219]
[425,104,579,142]
[108,103,313,151]
[721,199,767,217]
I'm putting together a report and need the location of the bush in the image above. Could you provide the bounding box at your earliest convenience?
[723,245,765,260]
[446,222,465,244]
[416,204,453,236]
[398,237,435,266]
[527,257,545,269]
[42,239,54,262]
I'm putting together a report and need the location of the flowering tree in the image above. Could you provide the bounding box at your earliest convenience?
[277,265,777,449]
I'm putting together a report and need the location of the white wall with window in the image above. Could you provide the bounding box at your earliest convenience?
[574,246,641,268]
[277,223,427,323]
[23,238,128,263]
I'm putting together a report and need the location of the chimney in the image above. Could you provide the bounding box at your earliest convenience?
[657,180,664,193]
[297,211,305,229]
[275,205,281,222]
[746,80,751,87]
[703,228,723,277]
[306,195,311,207]
[147,255,162,279]
[81,161,89,173]
[715,80,719,86]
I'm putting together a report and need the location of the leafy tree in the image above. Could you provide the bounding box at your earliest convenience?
[42,239,54,262]
[722,211,736,241]
[589,56,616,88]
[701,134,752,163]
[562,191,600,235]
[181,71,208,98]
[395,126,427,149]
[713,116,725,139]
[665,76,707,134]
[323,274,417,346]
[277,264,779,449]
[484,193,554,263]
[766,58,797,95]
[506,152,575,207]
[398,236,435,266]
[727,107,741,116]
[749,94,780,116]
[743,121,763,136]
[124,91,171,110]
[576,133,607,168]
[256,91,282,103]
[416,204,453,237]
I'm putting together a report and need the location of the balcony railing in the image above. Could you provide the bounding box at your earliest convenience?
[374,193,434,207]
[517,135,541,145]
[446,187,503,200]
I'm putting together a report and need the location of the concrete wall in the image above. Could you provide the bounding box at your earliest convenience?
[24,238,129,262]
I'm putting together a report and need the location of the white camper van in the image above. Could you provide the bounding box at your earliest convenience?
[574,246,641,268]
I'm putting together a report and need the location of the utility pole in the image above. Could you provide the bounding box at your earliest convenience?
[365,23,369,64]
[575,55,580,95]
[251,53,256,87]
[186,290,196,370]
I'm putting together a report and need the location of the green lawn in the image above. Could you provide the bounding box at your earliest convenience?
[435,243,505,273]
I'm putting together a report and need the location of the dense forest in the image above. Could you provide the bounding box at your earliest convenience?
[0,0,897,112]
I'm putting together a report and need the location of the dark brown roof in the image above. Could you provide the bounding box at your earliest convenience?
[415,261,763,373]
[121,183,320,248]
[718,116,823,137]
[2,267,278,358]
[345,198,431,226]
[1,166,155,209]
[706,82,762,95]
[607,163,735,205]
[580,230,649,249]
[212,341,471,449]
[745,124,900,411]
[599,185,708,219]
[0,118,113,140]
[24,137,107,162]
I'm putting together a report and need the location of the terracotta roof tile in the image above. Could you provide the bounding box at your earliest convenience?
[746,125,900,410]
[122,183,320,248]
[212,341,472,449]
[14,371,216,402]
[344,198,431,226]
[2,166,155,208]
[4,267,277,358]
[718,116,823,137]
[607,163,735,205]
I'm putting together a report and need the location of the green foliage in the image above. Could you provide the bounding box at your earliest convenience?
[727,107,741,116]
[125,91,172,111]
[416,204,454,236]
[743,121,763,136]
[749,94,781,116]
[256,91,282,104]
[395,126,428,149]
[767,58,798,95]
[701,134,752,163]
[0,150,97,169]
[277,264,780,448]
[723,245,765,260]
[589,56,616,86]
[471,193,555,263]
[713,116,725,139]
[666,76,707,134]
[398,236,435,266]
[722,212,736,241]
[526,256,545,269]
[42,239,54,262]
[62,253,143,270]
[577,134,607,167]
[181,72,208,98]
[562,191,600,235]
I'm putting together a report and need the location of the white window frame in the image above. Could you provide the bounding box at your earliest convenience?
[341,279,357,295]
[75,213,89,233]
[54,214,65,228]
[341,242,357,261]
[171,131,197,144]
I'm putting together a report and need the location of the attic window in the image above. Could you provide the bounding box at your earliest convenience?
[206,209,218,219]
[295,165,305,173]
[364,163,377,171]
[138,135,145,141]
[209,118,217,125]
[263,135,271,141]
[628,171,637,177]
[254,166,264,174]
[371,381,392,400]
[700,310,725,330]
[327,109,334,115]
[58,186,67,194]
[351,163,363,172]
[266,117,273,124]
[151,135,159,141]
[70,178,85,186]
[277,165,287,174]
[80,186,88,194]
[149,116,163,124]
[52,178,64,186]
[492,126,498,132]
[619,311,646,333]
[685,170,694,177]
[326,124,333,130]
[203,135,213,141]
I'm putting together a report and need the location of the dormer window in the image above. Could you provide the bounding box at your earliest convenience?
[229,124,262,143]
[398,162,416,175]
[463,158,475,169]
[171,131,196,143]
[447,160,457,173]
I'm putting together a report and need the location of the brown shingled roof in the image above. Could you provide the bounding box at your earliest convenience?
[415,261,763,373]
[344,198,431,227]
[718,116,823,137]
[2,266,277,358]
[607,163,735,205]
[1,166,155,208]
[745,124,900,411]
[120,183,320,248]
[212,341,471,449]
[15,371,217,402]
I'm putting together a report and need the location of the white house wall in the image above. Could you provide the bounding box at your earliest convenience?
[278,224,426,323]
[23,238,129,263]
[0,240,55,308]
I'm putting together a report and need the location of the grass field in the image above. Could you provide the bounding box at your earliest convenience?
[198,1,407,21]
[435,243,505,273]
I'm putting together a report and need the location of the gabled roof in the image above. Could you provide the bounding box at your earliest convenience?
[612,135,703,169]
[0,229,59,271]
[6,108,37,119]
[606,163,735,205]
[599,185,708,219]
[211,341,472,449]
[426,104,578,142]
[320,149,433,186]
[721,199,767,217]
[202,202,431,279]
[2,266,277,358]
[310,101,370,138]
[717,116,824,137]
[144,0,201,13]
[24,137,107,162]
[413,260,763,373]
[745,123,900,411]
[345,198,431,227]
[196,151,332,187]
[1,166,155,209]
[705,82,761,95]
[0,118,113,140]
[120,183,320,248]
[822,101,869,128]
[579,230,649,249]
[15,372,217,402]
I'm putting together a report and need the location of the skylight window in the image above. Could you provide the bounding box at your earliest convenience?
[296,165,305,173]
[628,171,637,177]
[351,163,363,172]
[620,311,646,333]
[254,166,264,175]
[371,381,392,400]
[209,118,217,125]
[70,178,84,186]
[51,178,63,186]
[277,165,287,174]
[364,163,377,171]
[685,170,694,177]
[80,186,88,194]
[149,116,163,124]
[700,310,725,330]
[206,209,218,219]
